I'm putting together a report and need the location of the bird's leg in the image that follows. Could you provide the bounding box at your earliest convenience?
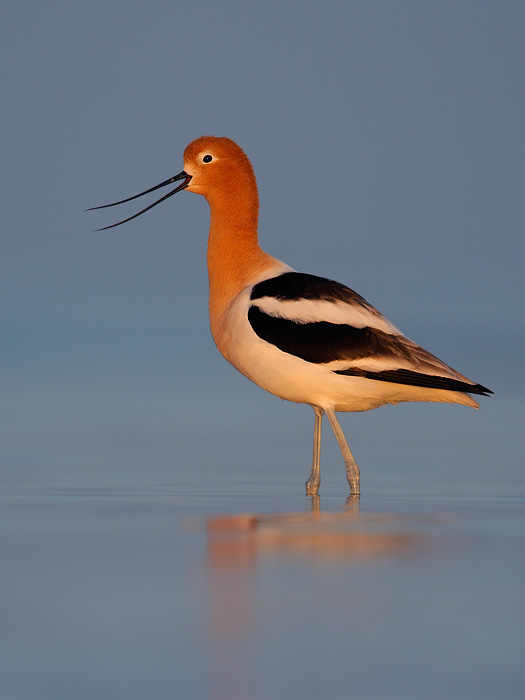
[309,495,321,516]
[305,406,324,495]
[325,408,360,495]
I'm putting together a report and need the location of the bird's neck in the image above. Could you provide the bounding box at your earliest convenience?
[206,186,277,326]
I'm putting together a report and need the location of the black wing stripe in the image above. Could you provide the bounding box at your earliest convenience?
[248,306,493,396]
[334,367,493,396]
[249,305,401,364]
[251,272,370,306]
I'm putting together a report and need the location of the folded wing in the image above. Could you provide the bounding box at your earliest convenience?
[249,272,492,397]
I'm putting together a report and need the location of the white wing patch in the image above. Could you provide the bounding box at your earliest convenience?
[252,296,402,336]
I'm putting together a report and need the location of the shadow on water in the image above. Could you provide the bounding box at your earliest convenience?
[201,496,439,699]
[204,495,432,566]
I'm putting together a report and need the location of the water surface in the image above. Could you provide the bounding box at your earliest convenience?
[1,478,523,700]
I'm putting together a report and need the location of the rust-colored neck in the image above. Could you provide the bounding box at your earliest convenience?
[205,171,277,328]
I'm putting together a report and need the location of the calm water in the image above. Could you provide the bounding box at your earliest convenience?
[1,476,523,700]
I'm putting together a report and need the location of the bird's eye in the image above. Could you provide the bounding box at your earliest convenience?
[203,154,213,163]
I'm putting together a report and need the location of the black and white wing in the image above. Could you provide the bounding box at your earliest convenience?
[248,272,491,397]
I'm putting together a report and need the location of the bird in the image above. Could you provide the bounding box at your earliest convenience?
[89,135,492,495]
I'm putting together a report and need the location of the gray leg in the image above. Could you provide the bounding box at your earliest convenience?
[325,408,360,495]
[305,406,324,495]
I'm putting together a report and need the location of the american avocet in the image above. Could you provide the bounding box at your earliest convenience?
[90,136,492,495]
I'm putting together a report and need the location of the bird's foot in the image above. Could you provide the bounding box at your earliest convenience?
[305,477,320,496]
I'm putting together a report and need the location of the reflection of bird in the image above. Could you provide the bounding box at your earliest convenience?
[90,136,492,495]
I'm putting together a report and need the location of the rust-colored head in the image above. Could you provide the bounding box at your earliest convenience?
[182,136,258,207]
[89,136,259,231]
[184,135,252,171]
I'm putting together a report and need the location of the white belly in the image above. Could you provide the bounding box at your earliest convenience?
[213,288,401,412]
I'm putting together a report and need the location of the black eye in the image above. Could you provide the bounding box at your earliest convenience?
[203,154,213,163]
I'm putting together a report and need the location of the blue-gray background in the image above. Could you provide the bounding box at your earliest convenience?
[2,1,523,494]
[2,3,525,700]
[2,2,524,492]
